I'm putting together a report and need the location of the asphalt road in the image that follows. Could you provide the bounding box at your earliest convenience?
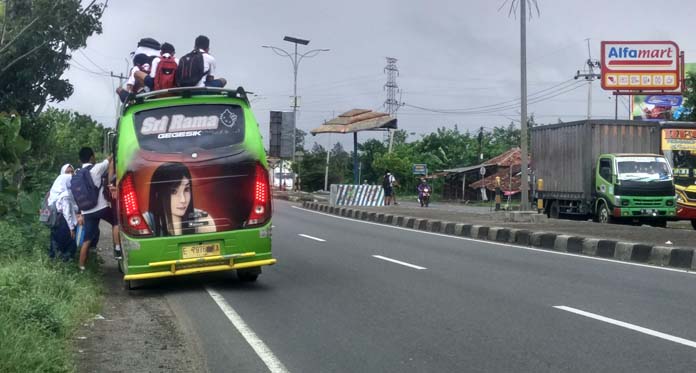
[142,200,696,372]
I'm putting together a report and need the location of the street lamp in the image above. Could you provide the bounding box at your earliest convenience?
[262,36,329,162]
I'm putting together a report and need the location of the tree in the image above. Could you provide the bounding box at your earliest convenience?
[0,0,106,115]
[329,142,350,184]
[679,73,696,122]
[20,108,104,192]
[358,139,387,184]
[295,128,307,151]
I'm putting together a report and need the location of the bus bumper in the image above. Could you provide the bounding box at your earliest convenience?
[123,253,276,281]
[676,202,696,219]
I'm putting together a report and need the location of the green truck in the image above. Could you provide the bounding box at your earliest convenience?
[532,120,676,226]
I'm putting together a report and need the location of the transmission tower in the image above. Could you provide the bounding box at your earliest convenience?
[384,57,402,152]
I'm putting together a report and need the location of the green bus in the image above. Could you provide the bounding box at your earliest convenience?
[114,87,274,289]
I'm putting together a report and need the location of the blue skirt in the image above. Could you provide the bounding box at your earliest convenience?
[49,215,76,261]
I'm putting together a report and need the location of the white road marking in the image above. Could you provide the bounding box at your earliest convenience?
[298,234,326,242]
[554,306,696,349]
[373,255,427,270]
[206,287,290,373]
[290,206,696,277]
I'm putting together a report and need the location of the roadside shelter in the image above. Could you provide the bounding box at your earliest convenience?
[310,109,397,184]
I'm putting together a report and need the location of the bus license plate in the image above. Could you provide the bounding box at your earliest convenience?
[182,243,221,259]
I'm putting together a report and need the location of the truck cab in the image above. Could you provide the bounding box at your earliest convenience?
[593,153,676,225]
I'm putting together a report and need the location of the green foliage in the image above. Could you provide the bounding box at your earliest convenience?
[0,110,103,222]
[295,128,307,151]
[0,256,101,373]
[0,0,106,115]
[298,123,522,194]
[680,73,696,122]
[0,220,29,257]
[20,108,104,194]
[0,112,33,219]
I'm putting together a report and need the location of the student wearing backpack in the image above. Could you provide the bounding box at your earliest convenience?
[72,147,121,271]
[115,53,151,103]
[47,172,78,261]
[175,35,227,88]
[135,42,178,91]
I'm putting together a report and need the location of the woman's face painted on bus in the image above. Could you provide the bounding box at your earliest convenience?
[170,177,191,218]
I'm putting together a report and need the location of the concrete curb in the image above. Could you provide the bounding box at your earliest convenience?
[302,203,695,272]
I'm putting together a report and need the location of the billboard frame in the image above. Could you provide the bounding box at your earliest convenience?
[602,41,685,95]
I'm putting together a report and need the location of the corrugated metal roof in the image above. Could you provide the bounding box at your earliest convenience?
[310,109,397,135]
[443,148,524,174]
[442,164,486,173]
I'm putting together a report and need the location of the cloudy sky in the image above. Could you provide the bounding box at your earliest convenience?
[57,0,696,149]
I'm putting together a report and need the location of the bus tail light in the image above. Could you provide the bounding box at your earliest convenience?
[119,172,152,236]
[247,163,271,227]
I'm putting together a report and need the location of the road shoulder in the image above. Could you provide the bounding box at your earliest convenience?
[75,247,206,372]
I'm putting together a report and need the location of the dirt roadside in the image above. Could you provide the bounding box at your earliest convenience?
[74,227,206,373]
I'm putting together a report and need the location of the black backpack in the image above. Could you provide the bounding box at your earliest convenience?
[175,50,207,87]
[382,175,391,189]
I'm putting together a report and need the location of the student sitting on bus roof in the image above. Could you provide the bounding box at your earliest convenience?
[174,35,227,89]
[135,42,178,91]
[115,53,151,102]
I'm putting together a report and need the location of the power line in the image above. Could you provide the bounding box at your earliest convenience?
[69,60,111,77]
[411,81,586,116]
[403,78,578,113]
[78,49,110,74]
[404,80,584,115]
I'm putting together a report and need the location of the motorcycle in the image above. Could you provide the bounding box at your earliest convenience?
[420,187,431,207]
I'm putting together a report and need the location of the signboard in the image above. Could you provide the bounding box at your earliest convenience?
[479,166,486,176]
[412,164,427,175]
[601,41,680,91]
[632,62,696,120]
[661,128,696,151]
[269,111,295,158]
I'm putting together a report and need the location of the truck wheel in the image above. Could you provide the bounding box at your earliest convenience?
[597,203,613,224]
[237,267,261,282]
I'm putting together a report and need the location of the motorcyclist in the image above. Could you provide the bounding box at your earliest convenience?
[417,178,431,207]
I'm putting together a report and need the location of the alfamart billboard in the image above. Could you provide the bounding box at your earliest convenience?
[601,41,680,91]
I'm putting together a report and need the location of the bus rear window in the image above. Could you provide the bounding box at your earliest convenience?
[133,104,245,152]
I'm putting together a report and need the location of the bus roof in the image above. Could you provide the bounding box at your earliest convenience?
[122,86,251,114]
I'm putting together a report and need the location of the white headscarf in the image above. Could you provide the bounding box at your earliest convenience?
[47,174,72,206]
[60,164,73,175]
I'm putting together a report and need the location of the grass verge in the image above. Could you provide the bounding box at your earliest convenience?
[0,220,102,373]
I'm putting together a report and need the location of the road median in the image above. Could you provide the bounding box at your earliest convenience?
[301,201,696,272]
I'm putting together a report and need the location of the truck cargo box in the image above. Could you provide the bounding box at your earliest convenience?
[531,120,660,201]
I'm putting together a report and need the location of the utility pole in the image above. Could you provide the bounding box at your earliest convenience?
[574,39,601,119]
[519,0,530,211]
[478,126,484,162]
[384,57,402,152]
[110,71,127,121]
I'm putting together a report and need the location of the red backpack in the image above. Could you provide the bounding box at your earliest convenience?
[154,56,177,90]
